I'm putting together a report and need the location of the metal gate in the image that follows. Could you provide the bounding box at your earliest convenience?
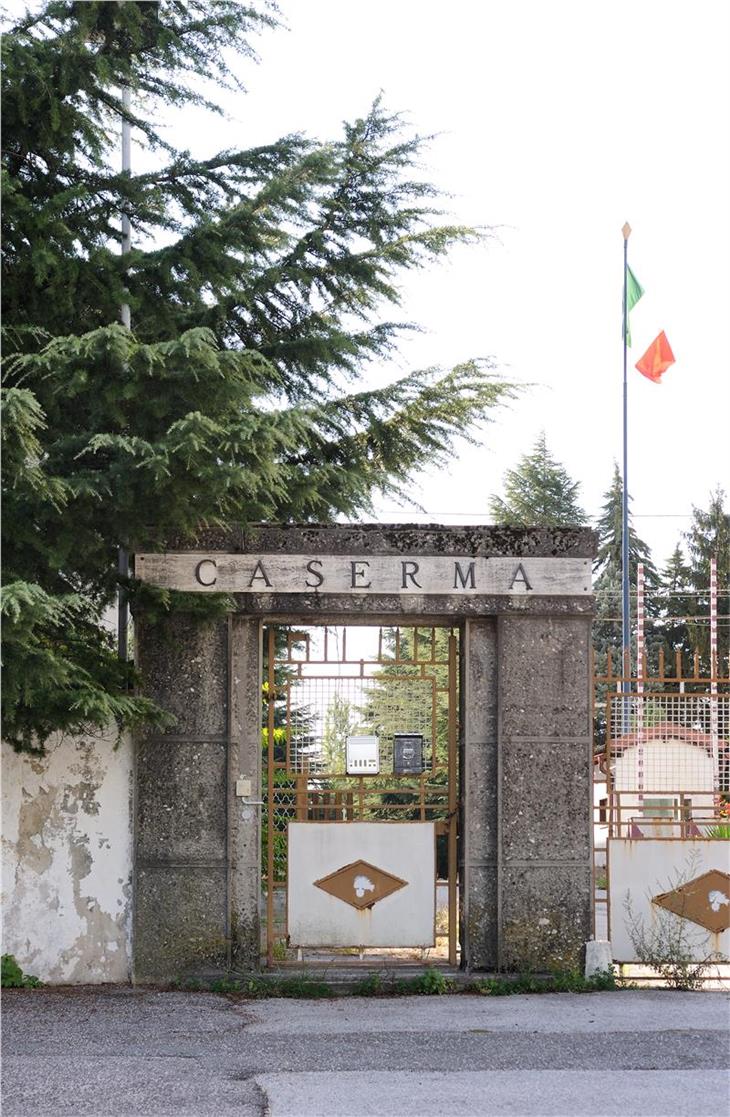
[263,624,459,966]
[593,651,730,960]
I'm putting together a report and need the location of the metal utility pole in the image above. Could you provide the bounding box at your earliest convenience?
[118,86,131,660]
[621,223,632,706]
[120,85,132,328]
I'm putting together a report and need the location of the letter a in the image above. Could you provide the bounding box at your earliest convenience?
[509,563,532,592]
[248,560,272,588]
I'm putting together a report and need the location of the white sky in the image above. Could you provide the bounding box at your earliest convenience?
[163,0,730,565]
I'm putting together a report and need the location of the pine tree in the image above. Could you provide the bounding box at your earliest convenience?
[592,462,659,674]
[682,487,730,670]
[488,431,588,527]
[320,694,355,775]
[1,2,519,751]
[659,545,694,658]
[594,464,658,586]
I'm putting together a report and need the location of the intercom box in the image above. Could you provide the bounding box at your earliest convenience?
[393,733,425,775]
[346,735,380,775]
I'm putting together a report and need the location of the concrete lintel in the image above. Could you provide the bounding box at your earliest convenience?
[231,594,594,618]
[154,523,596,558]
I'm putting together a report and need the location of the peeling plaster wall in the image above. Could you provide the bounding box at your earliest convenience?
[1,730,133,984]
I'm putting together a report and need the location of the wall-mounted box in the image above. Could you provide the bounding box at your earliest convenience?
[393,733,425,775]
[346,735,379,775]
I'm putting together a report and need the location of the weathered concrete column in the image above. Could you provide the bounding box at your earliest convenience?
[461,618,499,969]
[227,616,262,969]
[133,615,230,982]
[496,613,593,971]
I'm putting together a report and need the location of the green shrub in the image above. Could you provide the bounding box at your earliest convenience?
[352,972,384,997]
[1,954,42,988]
[704,824,730,840]
[470,969,617,996]
[395,966,453,995]
[275,976,332,998]
[209,977,244,994]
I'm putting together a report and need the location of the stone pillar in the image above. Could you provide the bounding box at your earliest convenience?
[496,614,593,972]
[461,618,499,969]
[227,616,262,969]
[133,615,230,982]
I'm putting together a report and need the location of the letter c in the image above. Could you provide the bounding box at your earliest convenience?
[195,559,218,587]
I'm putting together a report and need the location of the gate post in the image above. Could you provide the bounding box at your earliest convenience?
[462,618,499,969]
[496,614,593,972]
[228,616,262,970]
[133,614,230,982]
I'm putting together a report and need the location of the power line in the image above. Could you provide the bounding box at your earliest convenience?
[375,510,698,518]
[596,591,729,598]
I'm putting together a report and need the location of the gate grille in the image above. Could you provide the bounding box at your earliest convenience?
[263,625,459,966]
[594,655,730,944]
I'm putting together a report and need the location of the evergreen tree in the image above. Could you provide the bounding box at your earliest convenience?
[320,694,356,775]
[1,1,519,751]
[682,487,730,670]
[658,545,694,658]
[488,431,588,526]
[594,463,659,586]
[592,462,659,674]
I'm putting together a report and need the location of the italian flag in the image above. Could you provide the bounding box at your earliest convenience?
[626,265,676,383]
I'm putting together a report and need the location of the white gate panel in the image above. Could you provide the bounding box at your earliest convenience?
[288,822,435,947]
[609,839,730,962]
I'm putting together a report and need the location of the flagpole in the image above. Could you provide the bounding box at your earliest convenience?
[621,222,631,709]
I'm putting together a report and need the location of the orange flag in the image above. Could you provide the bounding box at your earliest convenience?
[635,331,675,383]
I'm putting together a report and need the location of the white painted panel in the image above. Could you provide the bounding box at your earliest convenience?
[136,553,592,596]
[608,839,730,962]
[1,731,133,984]
[288,822,435,947]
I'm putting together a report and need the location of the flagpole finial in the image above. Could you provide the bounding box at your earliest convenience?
[622,222,632,240]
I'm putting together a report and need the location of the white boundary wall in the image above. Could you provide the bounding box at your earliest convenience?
[1,730,133,983]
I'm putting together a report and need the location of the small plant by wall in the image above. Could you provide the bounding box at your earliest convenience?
[395,967,453,995]
[2,955,42,989]
[470,970,617,996]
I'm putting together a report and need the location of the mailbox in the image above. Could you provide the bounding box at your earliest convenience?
[393,733,425,775]
[346,735,380,775]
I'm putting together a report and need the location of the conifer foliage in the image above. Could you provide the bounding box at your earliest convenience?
[682,487,730,668]
[593,463,658,588]
[592,462,660,669]
[1,2,518,751]
[488,431,588,527]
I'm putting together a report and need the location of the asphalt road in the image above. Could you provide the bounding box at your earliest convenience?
[2,987,729,1116]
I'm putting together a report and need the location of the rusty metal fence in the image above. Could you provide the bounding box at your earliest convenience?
[593,652,730,942]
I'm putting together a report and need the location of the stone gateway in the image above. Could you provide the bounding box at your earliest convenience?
[133,524,595,980]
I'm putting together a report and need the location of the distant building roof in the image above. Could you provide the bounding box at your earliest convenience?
[608,721,728,756]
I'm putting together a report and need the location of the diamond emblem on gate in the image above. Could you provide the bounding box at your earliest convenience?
[652,869,730,933]
[314,859,408,910]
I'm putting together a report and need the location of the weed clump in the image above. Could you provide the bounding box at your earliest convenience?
[469,970,617,996]
[1,955,42,989]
